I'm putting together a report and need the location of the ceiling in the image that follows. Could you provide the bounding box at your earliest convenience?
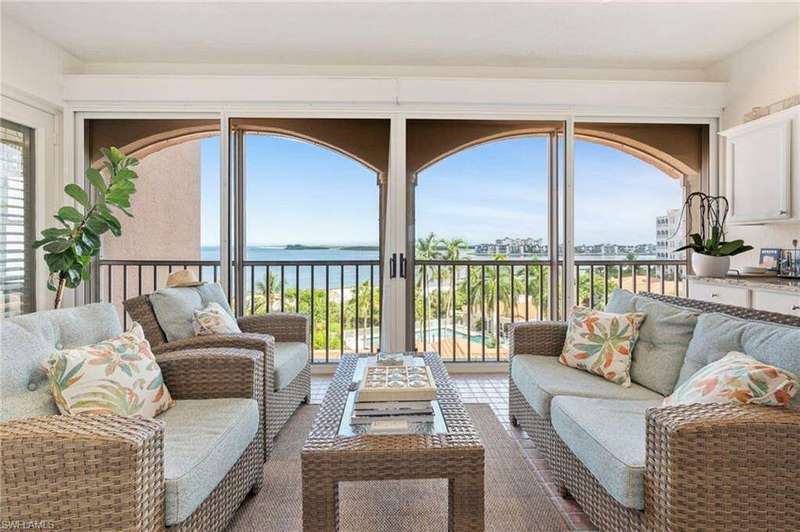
[3,1,798,70]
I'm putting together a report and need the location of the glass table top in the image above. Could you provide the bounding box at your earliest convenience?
[337,354,449,437]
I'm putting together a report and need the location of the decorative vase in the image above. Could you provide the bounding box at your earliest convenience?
[692,253,731,278]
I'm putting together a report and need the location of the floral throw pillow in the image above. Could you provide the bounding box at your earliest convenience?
[663,351,798,407]
[559,306,646,387]
[192,302,241,336]
[44,322,174,417]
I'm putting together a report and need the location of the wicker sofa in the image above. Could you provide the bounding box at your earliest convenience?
[509,292,800,531]
[0,303,264,531]
[125,293,311,460]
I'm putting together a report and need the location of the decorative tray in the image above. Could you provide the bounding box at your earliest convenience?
[357,365,437,402]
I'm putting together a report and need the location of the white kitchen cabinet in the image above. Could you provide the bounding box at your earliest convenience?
[752,289,800,317]
[689,278,800,316]
[720,106,799,225]
[688,280,751,307]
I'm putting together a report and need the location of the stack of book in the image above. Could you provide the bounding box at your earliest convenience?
[351,399,434,425]
[351,365,437,426]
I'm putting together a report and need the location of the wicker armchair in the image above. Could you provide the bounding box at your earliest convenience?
[509,293,800,531]
[1,346,265,531]
[124,294,311,460]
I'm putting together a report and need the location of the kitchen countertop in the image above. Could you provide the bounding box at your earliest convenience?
[689,275,800,294]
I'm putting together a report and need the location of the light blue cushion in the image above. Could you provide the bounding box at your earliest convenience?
[551,396,662,510]
[149,283,234,342]
[605,290,700,395]
[678,313,800,388]
[196,283,235,317]
[274,342,309,391]
[1,303,122,421]
[510,355,663,419]
[159,398,259,526]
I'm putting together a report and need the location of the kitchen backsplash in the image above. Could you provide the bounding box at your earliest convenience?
[727,222,800,269]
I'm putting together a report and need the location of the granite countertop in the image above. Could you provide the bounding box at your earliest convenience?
[689,275,800,294]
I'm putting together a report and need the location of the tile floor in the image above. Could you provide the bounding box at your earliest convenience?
[310,373,598,531]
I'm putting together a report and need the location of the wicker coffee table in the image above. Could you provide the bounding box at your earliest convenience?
[301,352,485,531]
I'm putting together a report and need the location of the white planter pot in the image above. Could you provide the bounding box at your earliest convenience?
[692,253,731,278]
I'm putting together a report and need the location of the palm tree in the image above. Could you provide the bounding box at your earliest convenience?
[344,279,381,351]
[415,232,442,327]
[436,237,468,319]
[463,261,523,339]
[441,237,467,260]
[416,232,441,260]
[249,270,280,314]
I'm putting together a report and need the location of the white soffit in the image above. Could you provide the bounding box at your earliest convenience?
[62,75,727,117]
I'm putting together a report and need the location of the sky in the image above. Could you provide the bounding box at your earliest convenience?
[200,133,683,247]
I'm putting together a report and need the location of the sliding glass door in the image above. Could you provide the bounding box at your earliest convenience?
[231,118,389,362]
[405,120,566,361]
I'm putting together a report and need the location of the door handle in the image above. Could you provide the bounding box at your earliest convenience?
[389,253,397,279]
[399,253,407,278]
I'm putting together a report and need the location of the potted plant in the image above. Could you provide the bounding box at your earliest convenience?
[33,147,139,308]
[673,192,753,277]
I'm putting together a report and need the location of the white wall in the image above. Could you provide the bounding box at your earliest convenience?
[707,20,800,268]
[1,15,84,308]
[708,20,799,131]
[1,14,82,107]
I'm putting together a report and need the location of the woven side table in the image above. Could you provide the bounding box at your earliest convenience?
[301,352,485,532]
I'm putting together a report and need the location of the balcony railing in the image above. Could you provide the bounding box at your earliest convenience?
[415,258,687,362]
[96,259,381,364]
[97,257,686,365]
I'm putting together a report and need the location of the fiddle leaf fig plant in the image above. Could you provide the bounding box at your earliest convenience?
[673,192,753,257]
[34,147,138,308]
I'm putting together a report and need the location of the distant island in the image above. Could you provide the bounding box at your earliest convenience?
[285,244,331,250]
[339,245,380,251]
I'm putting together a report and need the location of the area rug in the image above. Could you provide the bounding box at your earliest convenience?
[228,404,568,531]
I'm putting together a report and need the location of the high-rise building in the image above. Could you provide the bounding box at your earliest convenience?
[656,209,685,259]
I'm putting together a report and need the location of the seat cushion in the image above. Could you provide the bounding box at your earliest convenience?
[678,313,800,409]
[274,342,309,391]
[551,396,662,510]
[159,398,259,526]
[605,290,699,396]
[511,355,663,419]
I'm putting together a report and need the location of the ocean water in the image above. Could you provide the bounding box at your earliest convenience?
[203,246,380,290]
[201,246,659,291]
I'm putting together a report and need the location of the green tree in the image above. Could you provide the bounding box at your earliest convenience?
[464,262,523,339]
[440,237,467,260]
[345,279,381,350]
[247,270,280,315]
[415,232,441,260]
[577,266,620,310]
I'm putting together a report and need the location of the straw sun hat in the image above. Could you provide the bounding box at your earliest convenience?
[165,270,205,288]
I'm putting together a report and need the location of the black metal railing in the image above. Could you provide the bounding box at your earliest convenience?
[96,259,381,364]
[242,260,381,363]
[97,257,686,365]
[414,259,552,362]
[415,258,686,362]
[574,259,687,308]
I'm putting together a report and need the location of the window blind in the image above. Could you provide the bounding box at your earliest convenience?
[0,119,35,317]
